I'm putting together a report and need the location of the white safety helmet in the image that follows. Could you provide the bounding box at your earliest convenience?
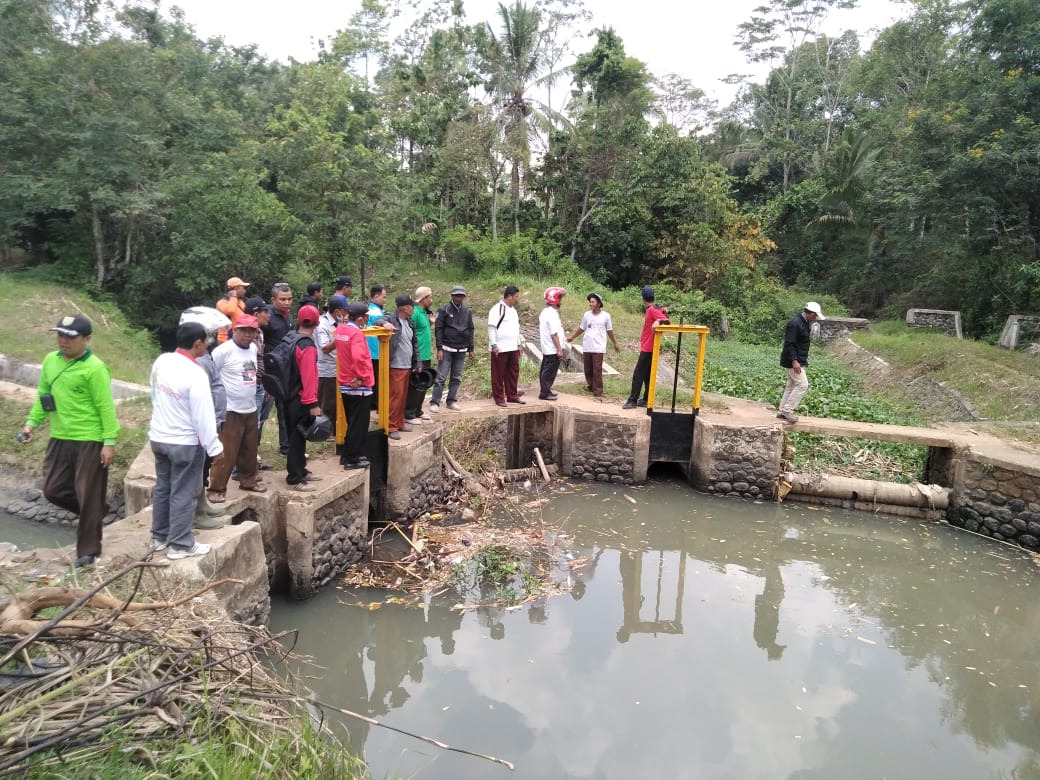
[179,306,231,344]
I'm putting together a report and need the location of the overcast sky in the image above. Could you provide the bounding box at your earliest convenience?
[162,0,908,106]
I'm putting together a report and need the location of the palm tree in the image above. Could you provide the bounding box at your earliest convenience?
[482,1,562,237]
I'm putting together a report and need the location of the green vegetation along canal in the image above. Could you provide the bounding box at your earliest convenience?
[270,478,1040,779]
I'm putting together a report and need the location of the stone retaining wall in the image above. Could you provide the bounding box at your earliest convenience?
[4,487,126,527]
[690,418,783,500]
[288,487,368,599]
[947,459,1040,550]
[560,410,649,484]
[815,316,870,342]
[906,309,962,338]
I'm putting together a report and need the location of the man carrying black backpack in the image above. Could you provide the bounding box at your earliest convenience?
[261,304,323,490]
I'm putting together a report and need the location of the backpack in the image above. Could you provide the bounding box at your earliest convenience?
[262,331,313,401]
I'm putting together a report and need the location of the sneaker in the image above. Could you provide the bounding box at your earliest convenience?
[193,514,225,530]
[496,401,508,408]
[401,424,413,432]
[388,431,402,440]
[74,555,97,568]
[622,401,637,410]
[149,537,168,552]
[343,458,371,470]
[539,393,559,401]
[405,417,423,425]
[429,403,440,413]
[778,411,800,423]
[776,412,785,419]
[420,412,432,421]
[166,542,211,560]
[446,401,461,411]
[508,398,526,404]
[636,399,647,407]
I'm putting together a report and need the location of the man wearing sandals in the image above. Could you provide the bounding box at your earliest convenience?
[147,321,224,559]
[206,314,265,502]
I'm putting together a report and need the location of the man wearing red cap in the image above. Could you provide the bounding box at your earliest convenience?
[207,314,264,502]
[285,304,323,488]
[216,276,249,344]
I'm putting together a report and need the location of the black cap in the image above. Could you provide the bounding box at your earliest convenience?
[50,314,92,337]
[641,286,655,301]
[243,296,267,314]
[336,276,353,288]
[347,302,369,319]
[395,293,416,308]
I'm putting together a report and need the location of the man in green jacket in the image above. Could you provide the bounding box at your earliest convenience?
[19,315,119,567]
[406,286,434,424]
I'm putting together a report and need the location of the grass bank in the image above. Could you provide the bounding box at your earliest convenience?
[853,321,1040,422]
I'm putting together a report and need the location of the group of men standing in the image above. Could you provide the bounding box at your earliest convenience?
[18,272,824,568]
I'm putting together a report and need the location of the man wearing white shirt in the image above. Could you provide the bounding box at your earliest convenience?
[148,322,224,560]
[538,287,568,401]
[487,285,524,407]
[207,314,264,502]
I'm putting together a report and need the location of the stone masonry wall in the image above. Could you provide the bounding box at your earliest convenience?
[947,460,1040,550]
[690,419,783,500]
[906,308,962,338]
[310,494,367,590]
[815,317,870,342]
[570,418,638,485]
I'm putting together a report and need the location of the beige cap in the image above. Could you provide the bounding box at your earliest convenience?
[414,286,433,301]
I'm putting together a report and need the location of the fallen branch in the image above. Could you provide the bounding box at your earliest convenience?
[311,697,515,771]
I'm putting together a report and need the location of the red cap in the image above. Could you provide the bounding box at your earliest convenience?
[297,304,321,325]
[235,314,260,329]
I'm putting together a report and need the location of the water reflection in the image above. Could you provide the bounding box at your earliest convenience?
[270,481,1040,780]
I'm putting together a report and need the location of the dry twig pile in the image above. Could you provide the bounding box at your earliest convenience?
[0,561,312,775]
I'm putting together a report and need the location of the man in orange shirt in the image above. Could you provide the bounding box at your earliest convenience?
[215,277,249,343]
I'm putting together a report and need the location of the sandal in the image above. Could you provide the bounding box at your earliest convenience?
[206,491,226,504]
[240,483,267,493]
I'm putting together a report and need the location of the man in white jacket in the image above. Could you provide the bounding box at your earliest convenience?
[487,285,525,407]
[148,321,224,560]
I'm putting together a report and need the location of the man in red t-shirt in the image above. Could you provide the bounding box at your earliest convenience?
[623,286,670,410]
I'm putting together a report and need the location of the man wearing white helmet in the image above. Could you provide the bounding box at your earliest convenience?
[538,287,567,402]
[778,301,825,423]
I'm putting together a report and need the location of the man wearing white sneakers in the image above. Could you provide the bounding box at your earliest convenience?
[148,321,224,559]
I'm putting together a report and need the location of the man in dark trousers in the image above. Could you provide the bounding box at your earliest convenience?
[19,315,119,567]
[263,282,293,455]
[285,304,323,489]
[336,302,375,469]
[430,285,475,413]
[623,287,670,410]
[778,301,825,423]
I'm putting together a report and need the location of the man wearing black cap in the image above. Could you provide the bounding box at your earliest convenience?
[430,285,475,412]
[376,295,420,439]
[19,315,119,567]
[622,287,670,410]
[334,276,353,302]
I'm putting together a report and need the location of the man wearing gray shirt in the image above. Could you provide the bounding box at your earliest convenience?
[376,294,420,440]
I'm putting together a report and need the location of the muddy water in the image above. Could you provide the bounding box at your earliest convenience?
[0,510,74,549]
[269,479,1040,780]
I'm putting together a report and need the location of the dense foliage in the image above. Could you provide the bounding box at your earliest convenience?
[1,0,1037,337]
